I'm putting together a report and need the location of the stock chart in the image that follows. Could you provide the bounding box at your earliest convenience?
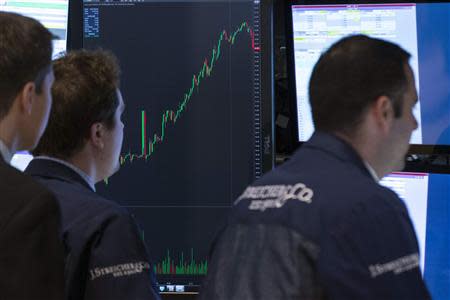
[83,0,263,291]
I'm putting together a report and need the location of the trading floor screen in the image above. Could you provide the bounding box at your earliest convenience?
[289,2,450,147]
[83,0,267,293]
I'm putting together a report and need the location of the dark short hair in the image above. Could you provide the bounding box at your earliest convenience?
[309,35,411,135]
[33,49,121,159]
[0,12,53,120]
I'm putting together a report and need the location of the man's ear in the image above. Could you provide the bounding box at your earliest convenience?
[372,95,394,134]
[90,122,106,149]
[17,82,36,115]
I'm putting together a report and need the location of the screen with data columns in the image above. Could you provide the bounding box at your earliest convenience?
[289,2,450,147]
[83,0,271,293]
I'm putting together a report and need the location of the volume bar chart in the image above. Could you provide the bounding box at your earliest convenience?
[154,249,208,276]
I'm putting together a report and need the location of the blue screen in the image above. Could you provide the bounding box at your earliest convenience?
[380,171,450,299]
[423,173,450,299]
[416,4,450,145]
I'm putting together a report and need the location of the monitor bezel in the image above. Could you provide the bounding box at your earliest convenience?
[285,0,450,155]
[67,0,83,51]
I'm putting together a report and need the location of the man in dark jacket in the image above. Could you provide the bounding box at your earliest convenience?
[0,12,65,300]
[25,50,161,300]
[200,35,430,299]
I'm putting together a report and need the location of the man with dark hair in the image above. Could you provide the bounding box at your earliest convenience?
[200,35,430,299]
[0,12,65,300]
[25,49,161,300]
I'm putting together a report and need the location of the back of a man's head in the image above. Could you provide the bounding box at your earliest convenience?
[0,12,53,120]
[309,35,411,137]
[33,49,121,160]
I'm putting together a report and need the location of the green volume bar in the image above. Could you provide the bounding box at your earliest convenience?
[154,249,208,275]
[141,110,146,156]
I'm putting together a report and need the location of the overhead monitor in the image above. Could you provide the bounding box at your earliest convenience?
[0,0,70,170]
[286,1,450,153]
[380,171,450,300]
[82,0,274,294]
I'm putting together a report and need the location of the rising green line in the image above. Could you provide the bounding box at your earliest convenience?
[120,21,255,165]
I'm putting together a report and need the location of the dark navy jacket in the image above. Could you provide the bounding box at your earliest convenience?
[200,131,430,300]
[0,156,65,300]
[25,159,161,300]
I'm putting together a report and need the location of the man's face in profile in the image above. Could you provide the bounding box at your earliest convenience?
[387,64,419,172]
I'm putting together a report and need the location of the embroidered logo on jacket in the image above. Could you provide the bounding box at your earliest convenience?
[369,253,420,278]
[89,261,150,281]
[235,183,314,211]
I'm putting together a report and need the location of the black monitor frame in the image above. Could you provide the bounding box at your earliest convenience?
[67,0,83,51]
[285,0,450,156]
[260,0,276,173]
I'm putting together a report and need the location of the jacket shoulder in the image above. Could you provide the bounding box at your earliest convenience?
[0,163,58,227]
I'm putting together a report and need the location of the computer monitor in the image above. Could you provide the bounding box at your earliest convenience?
[380,171,450,300]
[0,0,71,170]
[286,0,450,153]
[81,0,274,294]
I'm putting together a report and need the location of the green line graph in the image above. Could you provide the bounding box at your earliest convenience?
[120,21,258,165]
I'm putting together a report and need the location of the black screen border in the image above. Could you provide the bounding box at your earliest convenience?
[67,0,83,51]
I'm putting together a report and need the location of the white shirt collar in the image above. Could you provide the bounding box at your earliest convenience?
[0,139,12,163]
[363,161,380,182]
[34,156,96,192]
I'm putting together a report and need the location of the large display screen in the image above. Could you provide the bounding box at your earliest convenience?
[288,1,450,148]
[82,0,273,293]
[0,0,70,170]
[380,172,450,299]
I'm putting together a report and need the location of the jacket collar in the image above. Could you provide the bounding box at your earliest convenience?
[24,158,95,192]
[301,131,374,180]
